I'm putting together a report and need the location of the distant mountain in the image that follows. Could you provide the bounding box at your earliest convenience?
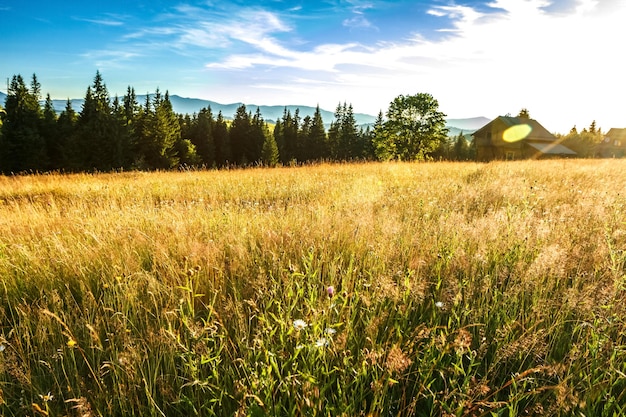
[0,90,487,135]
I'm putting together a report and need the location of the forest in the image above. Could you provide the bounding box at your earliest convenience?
[0,72,467,174]
[0,72,606,174]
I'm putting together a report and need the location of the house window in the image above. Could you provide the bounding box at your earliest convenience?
[505,151,515,160]
[615,140,622,147]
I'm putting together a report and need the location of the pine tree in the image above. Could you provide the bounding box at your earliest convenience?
[0,74,47,173]
[309,105,328,161]
[56,99,77,170]
[213,111,231,166]
[229,104,253,165]
[75,71,118,170]
[135,90,182,169]
[190,107,216,165]
[41,93,60,170]
[261,130,280,167]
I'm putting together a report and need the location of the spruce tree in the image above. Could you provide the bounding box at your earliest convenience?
[0,74,47,173]
[56,99,77,170]
[309,105,328,161]
[41,93,60,170]
[75,71,117,170]
[261,129,280,167]
[229,105,252,165]
[213,111,231,166]
[191,107,216,166]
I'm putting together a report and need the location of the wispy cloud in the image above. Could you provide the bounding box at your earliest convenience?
[79,18,124,26]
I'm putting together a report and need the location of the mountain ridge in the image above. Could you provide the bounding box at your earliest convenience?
[0,91,487,134]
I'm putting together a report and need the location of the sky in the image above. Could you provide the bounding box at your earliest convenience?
[1,0,624,133]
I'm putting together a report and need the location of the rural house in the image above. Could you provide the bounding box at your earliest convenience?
[473,116,577,161]
[597,128,626,158]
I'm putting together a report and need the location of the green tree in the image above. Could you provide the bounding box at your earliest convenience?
[190,107,216,166]
[308,105,328,160]
[328,102,360,160]
[261,130,280,167]
[230,105,255,165]
[453,132,470,160]
[41,93,61,170]
[75,71,118,170]
[376,93,448,161]
[56,99,77,170]
[137,90,180,169]
[213,111,231,166]
[0,74,47,173]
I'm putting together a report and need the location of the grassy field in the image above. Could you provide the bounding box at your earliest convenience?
[1,160,626,416]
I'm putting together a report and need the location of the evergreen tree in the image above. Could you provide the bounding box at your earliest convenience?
[453,132,470,160]
[261,128,280,167]
[75,71,117,170]
[299,115,312,161]
[273,117,284,162]
[309,105,328,160]
[139,90,181,169]
[328,102,360,160]
[213,111,231,166]
[250,107,268,163]
[56,99,77,170]
[229,104,253,165]
[190,107,216,166]
[0,74,47,173]
[41,93,61,170]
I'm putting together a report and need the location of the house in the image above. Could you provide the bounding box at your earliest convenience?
[597,128,626,158]
[472,116,577,161]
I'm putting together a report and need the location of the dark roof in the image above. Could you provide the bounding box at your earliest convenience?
[473,116,557,142]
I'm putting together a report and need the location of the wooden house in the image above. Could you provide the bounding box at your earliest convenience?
[597,128,626,158]
[473,116,576,161]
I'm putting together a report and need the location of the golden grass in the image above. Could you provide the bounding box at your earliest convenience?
[1,160,626,415]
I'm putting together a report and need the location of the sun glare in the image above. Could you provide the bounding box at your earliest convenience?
[503,124,532,143]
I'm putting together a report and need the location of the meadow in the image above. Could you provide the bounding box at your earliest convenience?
[0,160,625,416]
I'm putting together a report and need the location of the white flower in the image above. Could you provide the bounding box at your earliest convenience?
[324,328,337,336]
[293,319,308,331]
[39,392,54,402]
[315,338,329,348]
[435,301,444,309]
[0,343,5,353]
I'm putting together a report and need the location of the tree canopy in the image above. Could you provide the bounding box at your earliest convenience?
[374,93,448,161]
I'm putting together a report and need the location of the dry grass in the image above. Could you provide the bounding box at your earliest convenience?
[1,160,626,416]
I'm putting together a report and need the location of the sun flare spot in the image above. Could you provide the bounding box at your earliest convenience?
[503,124,532,143]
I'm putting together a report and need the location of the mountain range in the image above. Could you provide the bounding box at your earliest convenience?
[0,91,488,135]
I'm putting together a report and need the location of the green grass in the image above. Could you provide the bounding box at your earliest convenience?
[1,160,626,416]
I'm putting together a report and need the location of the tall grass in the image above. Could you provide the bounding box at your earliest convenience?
[1,160,626,416]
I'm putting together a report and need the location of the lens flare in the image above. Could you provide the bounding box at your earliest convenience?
[503,124,532,143]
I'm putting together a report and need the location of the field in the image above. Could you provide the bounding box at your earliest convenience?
[1,160,626,416]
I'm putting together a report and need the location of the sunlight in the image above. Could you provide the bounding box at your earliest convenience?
[503,123,532,142]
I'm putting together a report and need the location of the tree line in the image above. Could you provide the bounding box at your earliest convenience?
[0,72,465,174]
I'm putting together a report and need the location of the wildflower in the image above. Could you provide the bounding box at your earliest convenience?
[315,338,329,348]
[293,319,308,331]
[326,285,335,297]
[39,392,54,402]
[435,301,444,309]
[66,338,77,348]
[324,328,337,336]
[0,340,5,352]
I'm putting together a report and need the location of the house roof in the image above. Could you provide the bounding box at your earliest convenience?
[526,141,577,155]
[605,128,626,141]
[473,116,557,142]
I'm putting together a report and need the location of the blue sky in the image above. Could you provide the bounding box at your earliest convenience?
[1,0,624,132]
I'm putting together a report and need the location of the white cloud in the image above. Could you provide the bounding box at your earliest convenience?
[198,0,625,132]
